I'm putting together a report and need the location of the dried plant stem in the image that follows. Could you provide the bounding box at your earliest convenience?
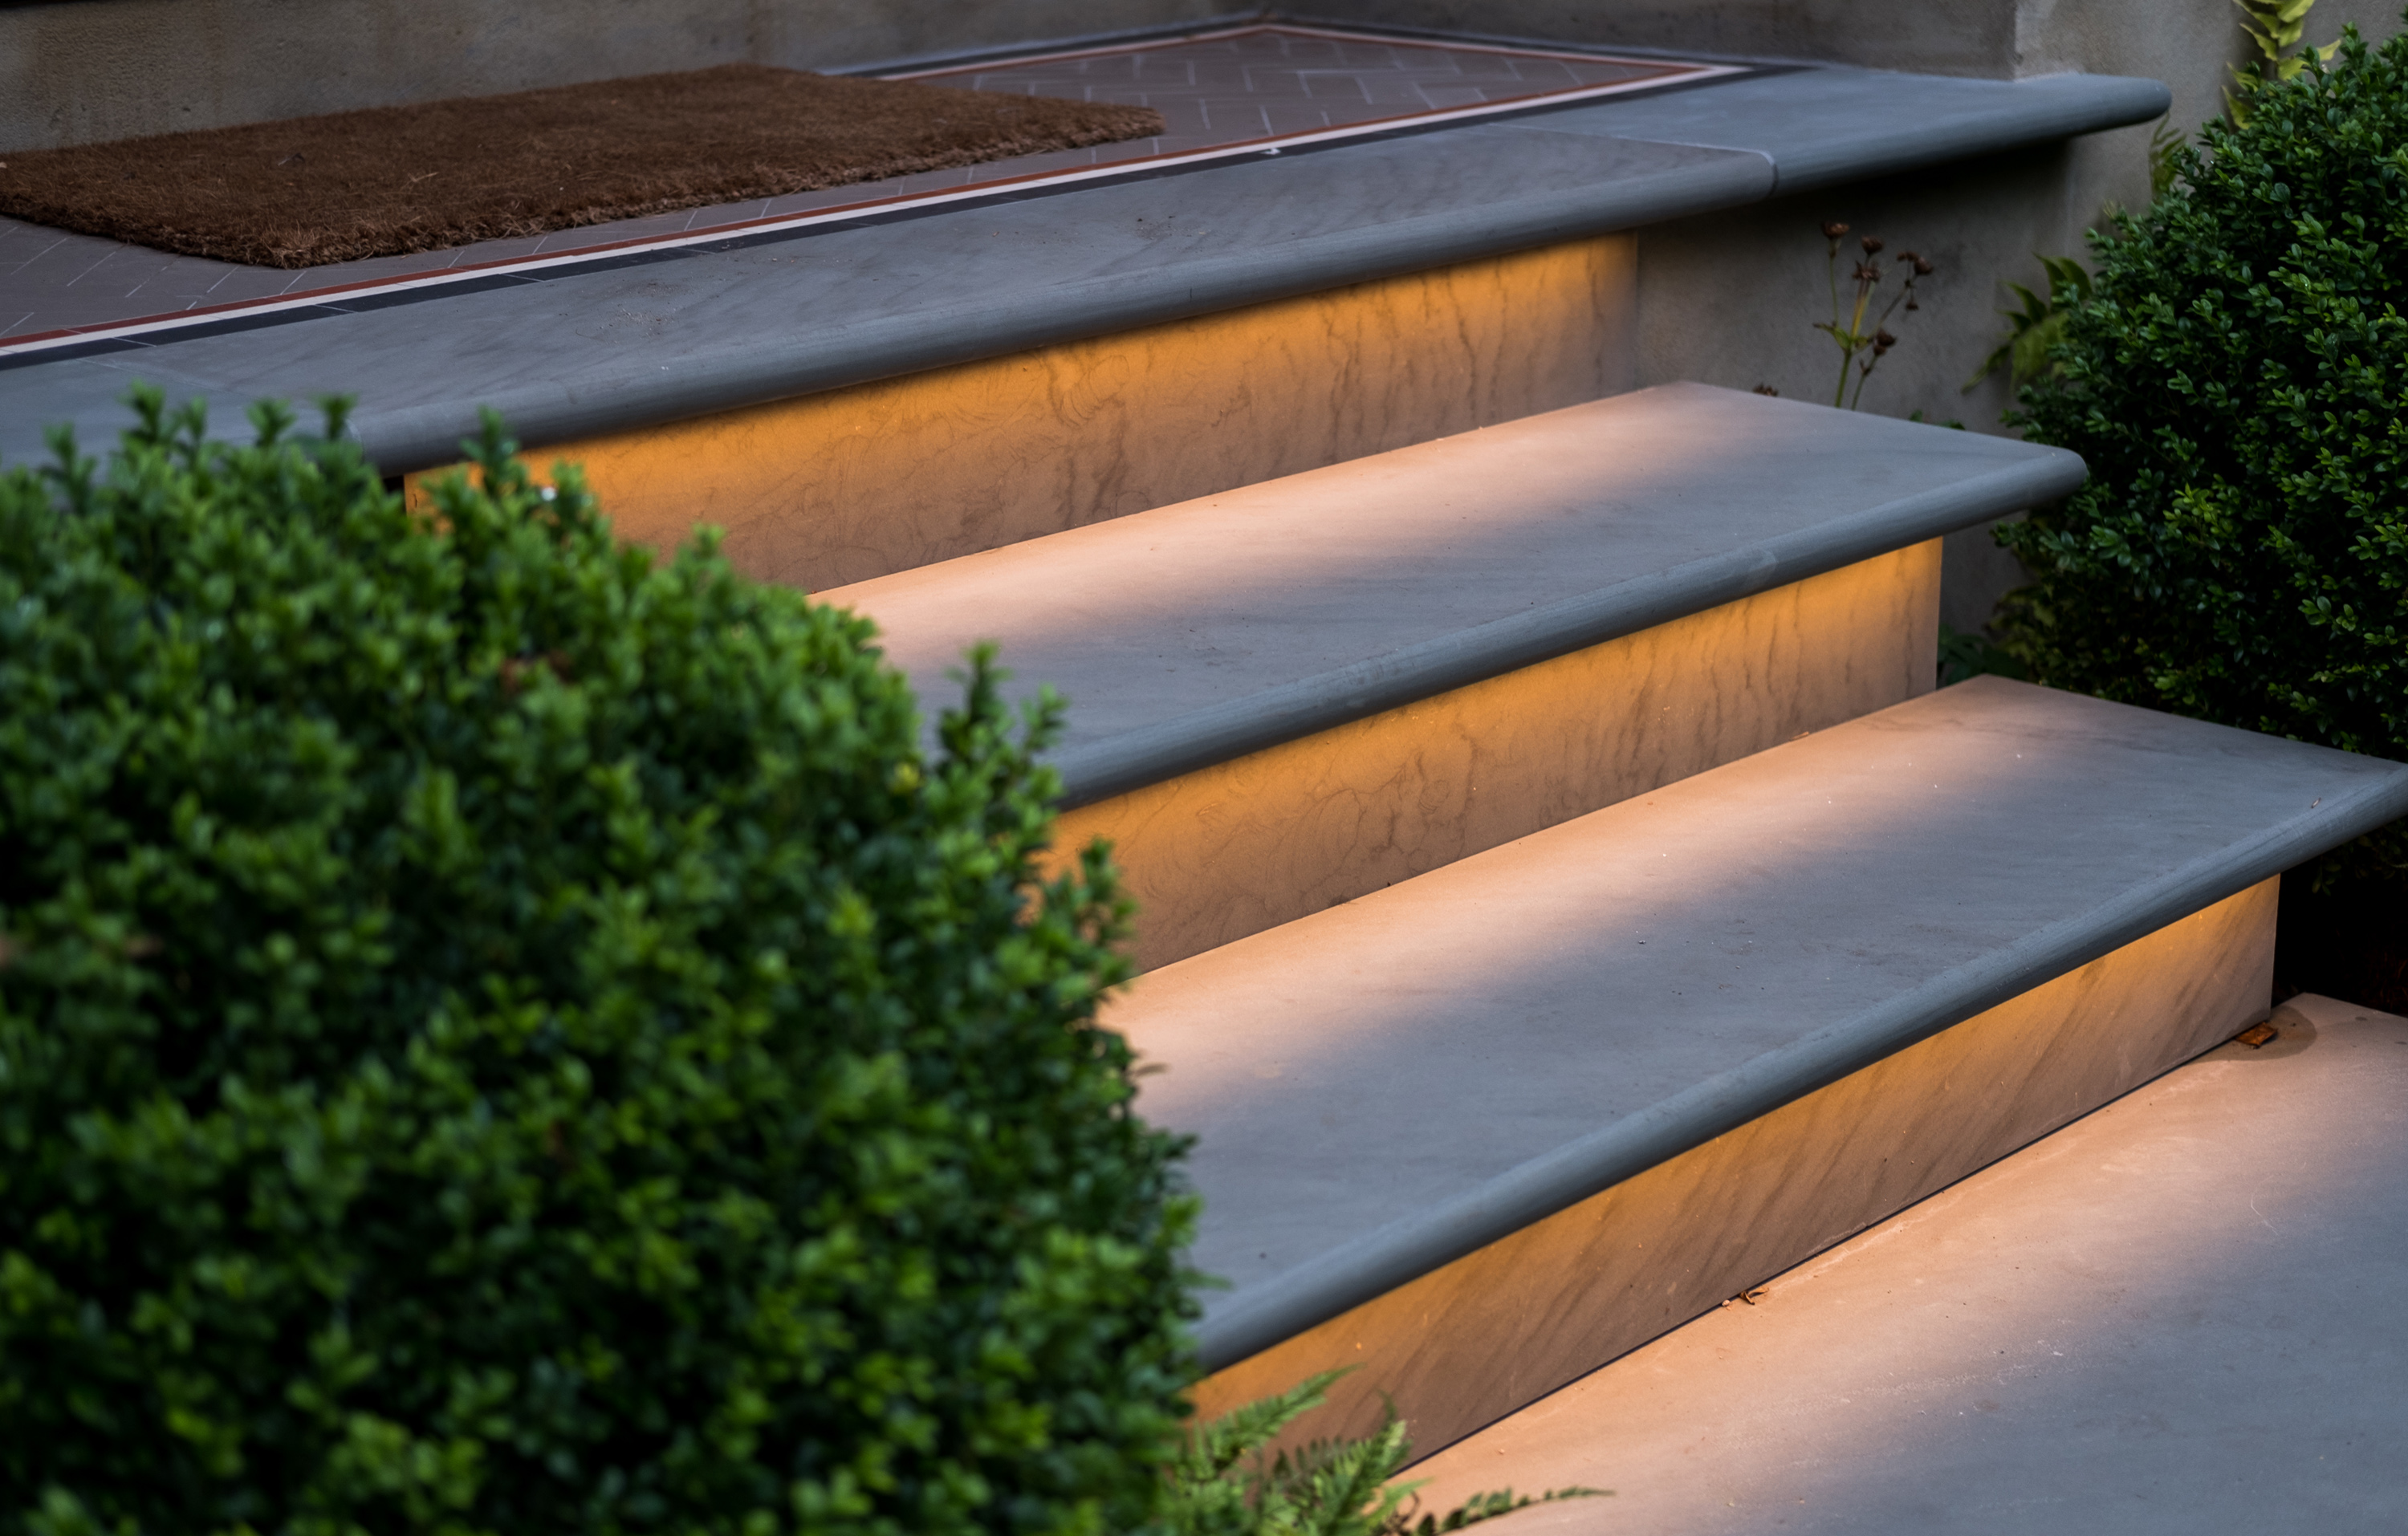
[1813,222,1934,409]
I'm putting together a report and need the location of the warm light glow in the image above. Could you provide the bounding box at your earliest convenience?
[1052,542,1941,970]
[1185,878,2279,1455]
[401,235,1637,591]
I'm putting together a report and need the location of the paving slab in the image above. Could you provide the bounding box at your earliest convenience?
[1407,991,2408,1535]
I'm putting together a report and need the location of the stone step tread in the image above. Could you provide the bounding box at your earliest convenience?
[828,384,2083,803]
[1108,677,2408,1367]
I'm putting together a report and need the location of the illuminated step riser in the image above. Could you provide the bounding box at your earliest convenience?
[1050,541,1938,971]
[409,236,1638,592]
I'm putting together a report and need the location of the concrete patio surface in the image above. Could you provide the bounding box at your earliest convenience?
[1407,989,2408,1534]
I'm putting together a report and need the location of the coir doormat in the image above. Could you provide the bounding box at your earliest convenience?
[0,64,1164,268]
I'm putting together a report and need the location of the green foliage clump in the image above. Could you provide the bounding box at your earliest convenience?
[1966,254,2094,393]
[2228,0,2340,116]
[1163,1373,1601,1536]
[0,392,1194,1535]
[2001,24,2408,884]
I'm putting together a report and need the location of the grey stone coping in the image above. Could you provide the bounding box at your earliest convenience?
[1536,64,2171,193]
[827,384,2087,804]
[1111,677,2408,1369]
[0,63,2167,472]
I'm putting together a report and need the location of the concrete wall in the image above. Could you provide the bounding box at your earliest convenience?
[1628,144,2076,634]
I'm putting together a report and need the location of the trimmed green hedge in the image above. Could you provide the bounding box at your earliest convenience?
[0,393,1195,1535]
[2002,23,2408,884]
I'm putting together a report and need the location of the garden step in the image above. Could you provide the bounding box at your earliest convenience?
[1112,677,2408,1457]
[826,384,2082,969]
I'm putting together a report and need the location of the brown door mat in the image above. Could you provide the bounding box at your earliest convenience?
[0,64,1164,269]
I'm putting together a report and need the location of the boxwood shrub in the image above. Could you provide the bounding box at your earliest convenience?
[2000,23,2408,884]
[0,392,1195,1535]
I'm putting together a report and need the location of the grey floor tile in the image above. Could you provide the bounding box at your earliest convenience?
[1196,100,1275,137]
[1416,83,1496,110]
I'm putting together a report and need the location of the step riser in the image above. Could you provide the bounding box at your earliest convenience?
[408,235,1636,592]
[1049,541,1940,971]
[1190,876,2277,1456]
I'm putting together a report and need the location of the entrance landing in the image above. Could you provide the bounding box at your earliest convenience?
[0,24,1725,349]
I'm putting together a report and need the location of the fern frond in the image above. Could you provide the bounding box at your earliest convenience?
[1165,1374,1609,1536]
[1176,1371,1352,1482]
[1390,1484,1614,1536]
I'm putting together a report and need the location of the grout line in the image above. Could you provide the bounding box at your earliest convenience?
[51,244,134,290]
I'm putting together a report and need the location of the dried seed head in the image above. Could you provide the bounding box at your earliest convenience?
[1822,221,1850,238]
[1752,384,1780,396]
[1860,235,1885,254]
[1853,262,1881,283]
[1874,328,1898,351]
[1913,257,1934,276]
[1906,296,1920,311]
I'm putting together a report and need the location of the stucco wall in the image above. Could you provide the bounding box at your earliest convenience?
[1621,144,2072,633]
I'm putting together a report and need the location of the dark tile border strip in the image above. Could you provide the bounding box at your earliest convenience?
[1274,10,1809,69]
[843,10,1754,78]
[0,52,1762,373]
[885,18,1699,80]
[831,10,1279,78]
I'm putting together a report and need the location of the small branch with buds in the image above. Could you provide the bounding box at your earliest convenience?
[1815,222,1934,410]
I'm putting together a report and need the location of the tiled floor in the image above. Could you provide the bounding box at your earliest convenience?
[0,24,1711,344]
[896,25,1682,144]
